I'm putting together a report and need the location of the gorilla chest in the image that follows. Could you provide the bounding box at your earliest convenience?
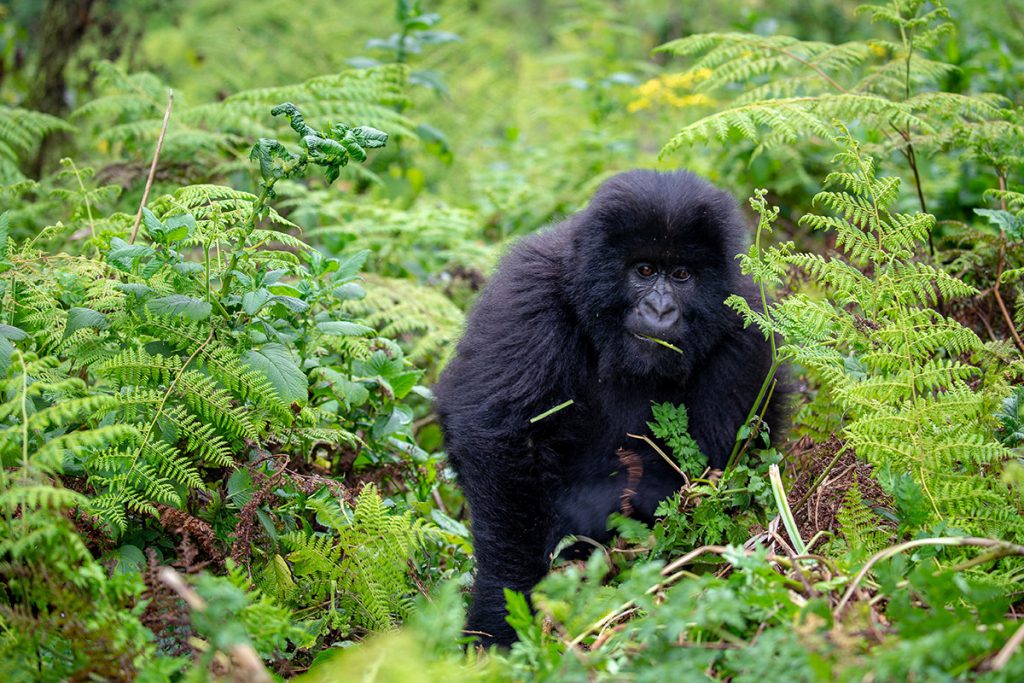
[548,389,687,538]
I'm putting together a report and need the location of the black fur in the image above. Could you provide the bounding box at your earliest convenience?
[434,170,785,646]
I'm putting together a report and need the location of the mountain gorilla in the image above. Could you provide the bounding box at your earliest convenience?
[434,170,785,646]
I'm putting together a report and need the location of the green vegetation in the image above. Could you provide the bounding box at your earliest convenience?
[1,0,1023,679]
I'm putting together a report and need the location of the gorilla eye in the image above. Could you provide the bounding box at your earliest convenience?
[671,267,691,281]
[635,263,656,278]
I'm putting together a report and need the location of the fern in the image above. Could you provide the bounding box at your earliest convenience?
[72,61,414,176]
[654,0,1022,234]
[278,484,437,633]
[732,130,1023,542]
[0,107,73,183]
[340,274,464,371]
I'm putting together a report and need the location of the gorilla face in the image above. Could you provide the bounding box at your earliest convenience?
[566,170,744,380]
[623,260,692,343]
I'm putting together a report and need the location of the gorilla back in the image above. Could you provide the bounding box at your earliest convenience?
[434,169,785,646]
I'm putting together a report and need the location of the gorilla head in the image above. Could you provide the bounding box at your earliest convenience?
[566,170,748,379]
[435,169,784,647]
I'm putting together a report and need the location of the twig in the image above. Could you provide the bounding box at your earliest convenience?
[991,175,1024,353]
[991,619,1024,670]
[835,537,1024,616]
[791,442,849,512]
[158,567,271,682]
[627,433,688,480]
[129,89,174,244]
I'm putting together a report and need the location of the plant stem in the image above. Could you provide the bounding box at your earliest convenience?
[129,89,174,244]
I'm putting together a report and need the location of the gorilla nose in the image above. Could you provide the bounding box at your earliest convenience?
[640,295,679,328]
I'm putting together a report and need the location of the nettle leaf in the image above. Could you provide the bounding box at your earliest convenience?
[267,283,302,297]
[116,283,154,299]
[0,211,9,254]
[65,307,108,336]
[316,321,374,336]
[263,269,289,285]
[162,213,196,242]
[107,238,155,272]
[373,404,413,439]
[147,294,213,321]
[141,207,164,241]
[389,371,421,400]
[319,367,370,406]
[334,249,371,282]
[244,343,307,406]
[242,289,272,315]
[975,208,1024,240]
[268,295,308,313]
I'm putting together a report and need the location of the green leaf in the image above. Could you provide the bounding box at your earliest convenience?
[0,337,12,374]
[242,289,272,315]
[141,207,164,241]
[268,295,308,313]
[0,324,27,341]
[332,283,366,300]
[107,238,155,272]
[352,126,389,149]
[162,213,196,242]
[65,307,108,336]
[334,249,370,281]
[389,370,421,399]
[110,544,146,575]
[316,321,374,336]
[147,295,213,321]
[0,211,8,254]
[243,343,307,406]
[227,469,255,508]
[267,283,302,297]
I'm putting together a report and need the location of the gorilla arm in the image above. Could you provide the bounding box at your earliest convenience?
[434,226,582,646]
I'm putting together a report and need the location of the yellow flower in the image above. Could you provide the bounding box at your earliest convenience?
[626,70,715,112]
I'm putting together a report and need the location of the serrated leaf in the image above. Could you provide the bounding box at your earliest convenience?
[141,207,164,241]
[162,213,196,242]
[0,337,12,374]
[147,294,213,321]
[334,250,370,281]
[243,343,307,405]
[242,289,272,315]
[267,283,302,297]
[268,295,308,313]
[116,283,154,299]
[390,370,421,399]
[107,238,155,272]
[0,211,8,254]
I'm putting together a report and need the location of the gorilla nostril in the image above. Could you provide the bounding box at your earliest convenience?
[642,298,677,322]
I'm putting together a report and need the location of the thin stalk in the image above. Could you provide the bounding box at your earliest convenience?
[129,90,174,244]
[769,463,806,555]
